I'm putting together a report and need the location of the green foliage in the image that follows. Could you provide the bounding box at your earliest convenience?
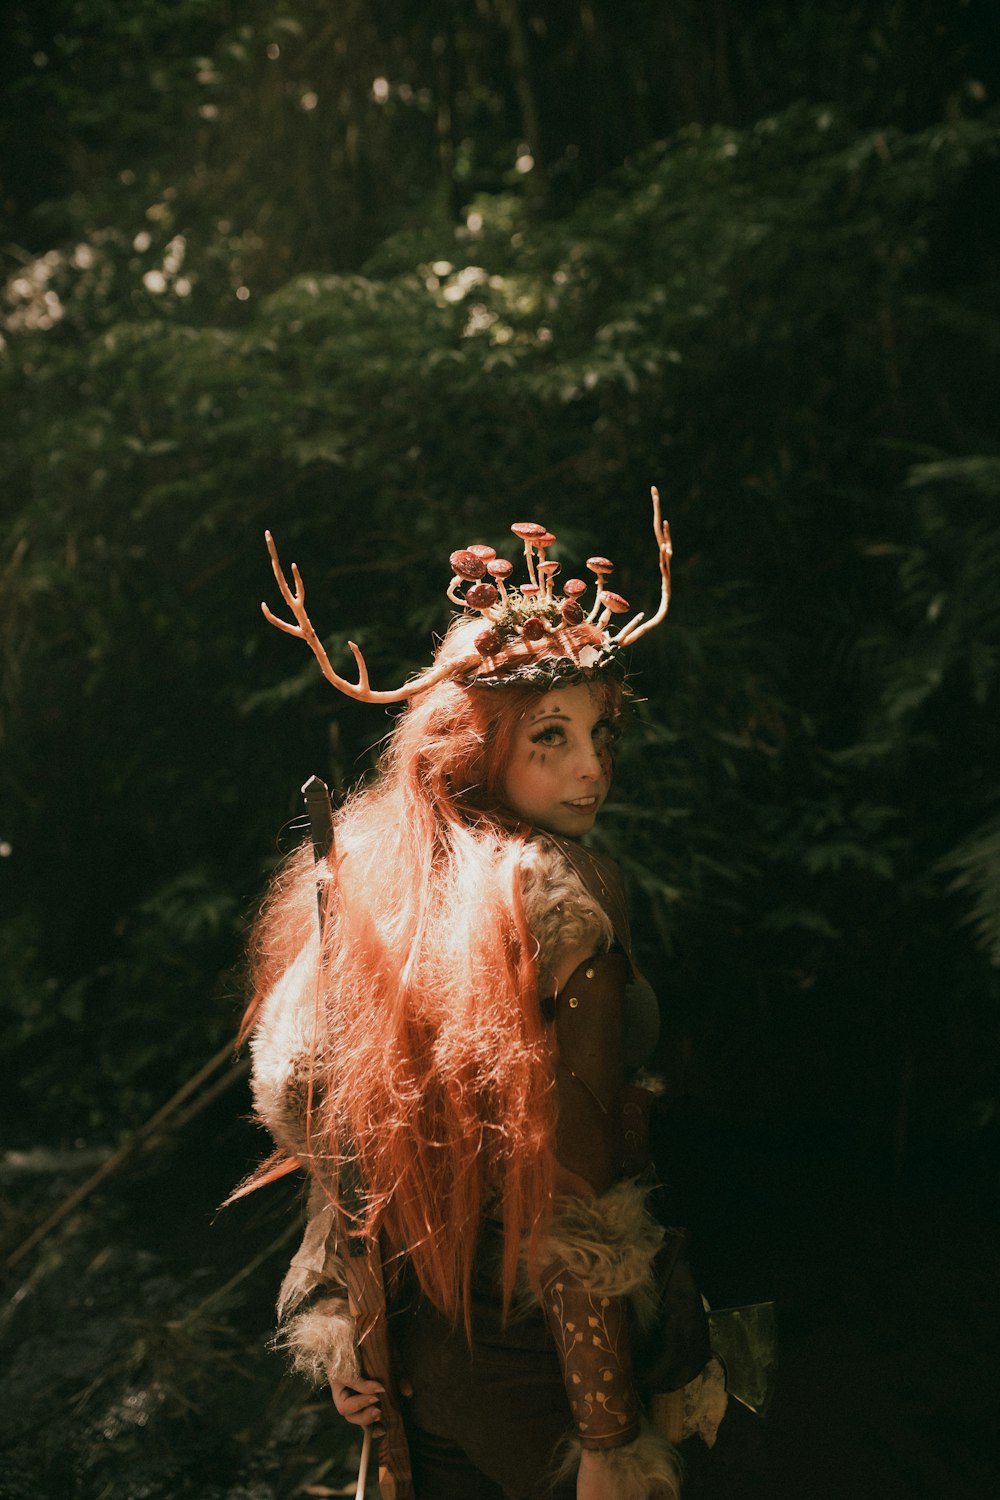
[2,28,999,1153]
[942,817,1000,967]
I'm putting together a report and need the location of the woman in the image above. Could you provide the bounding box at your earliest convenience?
[242,497,724,1500]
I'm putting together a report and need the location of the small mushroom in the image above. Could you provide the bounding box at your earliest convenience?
[535,531,557,569]
[485,556,513,603]
[466,581,499,611]
[563,578,588,598]
[586,556,615,621]
[560,599,585,625]
[450,549,487,581]
[520,583,540,598]
[597,589,630,629]
[448,548,487,605]
[475,628,503,657]
[537,559,560,599]
[487,558,513,579]
[522,616,547,642]
[467,543,497,562]
[510,521,547,587]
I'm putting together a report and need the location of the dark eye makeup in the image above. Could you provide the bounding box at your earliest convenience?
[527,717,621,749]
[529,724,566,745]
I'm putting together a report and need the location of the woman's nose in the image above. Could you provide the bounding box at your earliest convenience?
[575,744,602,779]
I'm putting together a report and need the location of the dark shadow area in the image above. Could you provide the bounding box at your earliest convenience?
[2,1083,996,1498]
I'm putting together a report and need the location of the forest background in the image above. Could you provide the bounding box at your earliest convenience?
[1,3,998,1498]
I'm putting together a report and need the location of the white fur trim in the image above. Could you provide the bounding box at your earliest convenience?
[276,1259,323,1322]
[553,1420,682,1500]
[250,932,321,1157]
[536,1180,665,1328]
[274,1300,360,1387]
[681,1355,728,1447]
[519,840,613,992]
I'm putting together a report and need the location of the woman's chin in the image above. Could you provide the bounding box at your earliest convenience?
[537,805,600,836]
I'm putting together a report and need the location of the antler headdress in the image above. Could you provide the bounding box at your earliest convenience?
[262,487,671,701]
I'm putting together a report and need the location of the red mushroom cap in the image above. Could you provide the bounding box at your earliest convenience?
[475,628,503,656]
[520,583,540,597]
[510,522,547,539]
[599,590,630,613]
[538,560,560,576]
[586,555,614,574]
[450,549,486,580]
[560,599,585,625]
[522,616,547,641]
[467,543,497,562]
[563,578,587,597]
[466,581,500,610]
[487,558,514,579]
[536,531,556,549]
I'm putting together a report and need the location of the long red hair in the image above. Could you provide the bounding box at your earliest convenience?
[245,617,628,1327]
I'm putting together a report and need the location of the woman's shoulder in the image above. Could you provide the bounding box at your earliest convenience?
[516,832,615,915]
[526,830,628,935]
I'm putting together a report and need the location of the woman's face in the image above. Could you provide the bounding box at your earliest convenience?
[501,682,617,836]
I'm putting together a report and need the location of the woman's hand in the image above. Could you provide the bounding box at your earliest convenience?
[330,1375,384,1429]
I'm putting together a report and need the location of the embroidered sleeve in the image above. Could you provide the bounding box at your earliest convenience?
[540,1265,641,1448]
[533,1183,666,1452]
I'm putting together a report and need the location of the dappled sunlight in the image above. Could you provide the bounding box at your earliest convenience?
[6,252,65,331]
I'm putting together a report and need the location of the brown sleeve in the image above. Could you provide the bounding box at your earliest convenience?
[543,951,645,1447]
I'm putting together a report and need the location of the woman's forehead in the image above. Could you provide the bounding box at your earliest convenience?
[522,682,603,724]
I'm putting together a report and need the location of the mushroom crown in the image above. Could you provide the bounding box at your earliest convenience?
[444,518,622,678]
[261,485,669,702]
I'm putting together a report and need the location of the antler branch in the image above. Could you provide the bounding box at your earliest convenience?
[261,531,456,704]
[615,487,672,646]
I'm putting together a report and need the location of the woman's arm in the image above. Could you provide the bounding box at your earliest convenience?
[537,1185,683,1500]
[526,848,681,1497]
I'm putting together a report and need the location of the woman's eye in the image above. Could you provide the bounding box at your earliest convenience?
[593,721,621,748]
[531,726,565,746]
